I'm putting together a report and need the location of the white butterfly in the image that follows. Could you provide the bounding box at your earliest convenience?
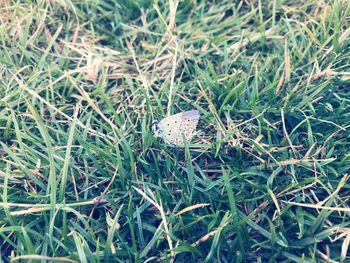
[152,110,200,146]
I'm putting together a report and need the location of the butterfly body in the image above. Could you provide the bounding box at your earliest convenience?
[152,110,199,146]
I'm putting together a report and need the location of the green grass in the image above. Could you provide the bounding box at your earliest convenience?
[1,0,350,262]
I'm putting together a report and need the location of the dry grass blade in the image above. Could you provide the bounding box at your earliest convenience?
[283,201,350,213]
[341,231,350,263]
[167,41,178,116]
[10,255,79,263]
[168,0,177,33]
[281,109,297,157]
[175,203,210,216]
[284,40,291,82]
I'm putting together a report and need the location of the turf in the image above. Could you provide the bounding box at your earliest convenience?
[1,0,350,262]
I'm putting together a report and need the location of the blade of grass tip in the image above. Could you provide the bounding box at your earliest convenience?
[17,13,32,56]
[332,1,340,53]
[139,223,164,259]
[258,213,277,248]
[96,238,100,262]
[96,84,123,127]
[222,167,246,256]
[60,102,79,201]
[257,0,266,34]
[0,142,46,189]
[10,110,30,160]
[222,167,237,217]
[133,186,175,261]
[204,212,232,263]
[26,4,48,44]
[267,165,284,189]
[127,195,139,263]
[224,41,228,73]
[72,232,88,263]
[267,189,281,214]
[153,1,168,29]
[315,223,350,243]
[310,174,348,234]
[70,222,97,251]
[38,24,63,66]
[121,138,136,181]
[105,205,124,261]
[168,0,177,33]
[85,248,97,263]
[60,207,97,240]
[341,231,350,263]
[3,165,36,258]
[4,112,12,140]
[282,251,309,263]
[62,200,68,245]
[281,108,297,157]
[141,111,149,150]
[183,135,194,202]
[295,206,305,239]
[136,206,146,248]
[0,226,45,248]
[317,250,339,263]
[174,203,210,217]
[113,139,125,188]
[20,227,36,257]
[173,243,205,258]
[3,163,18,226]
[218,81,245,114]
[126,40,149,92]
[48,207,65,258]
[246,218,288,248]
[306,119,315,147]
[272,0,276,27]
[284,40,291,83]
[27,102,57,242]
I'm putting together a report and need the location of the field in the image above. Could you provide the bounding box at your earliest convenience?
[1,0,350,262]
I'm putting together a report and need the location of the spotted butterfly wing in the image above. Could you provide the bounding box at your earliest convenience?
[156,110,199,146]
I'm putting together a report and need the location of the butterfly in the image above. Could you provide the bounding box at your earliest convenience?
[152,110,200,146]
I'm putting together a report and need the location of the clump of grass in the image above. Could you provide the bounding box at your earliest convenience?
[0,0,350,262]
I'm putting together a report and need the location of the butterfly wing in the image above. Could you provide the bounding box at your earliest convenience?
[158,110,199,145]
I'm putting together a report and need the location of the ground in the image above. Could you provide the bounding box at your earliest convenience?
[0,0,350,262]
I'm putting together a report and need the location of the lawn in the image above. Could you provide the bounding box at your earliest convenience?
[1,0,350,262]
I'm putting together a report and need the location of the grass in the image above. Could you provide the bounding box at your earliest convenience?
[0,0,350,262]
